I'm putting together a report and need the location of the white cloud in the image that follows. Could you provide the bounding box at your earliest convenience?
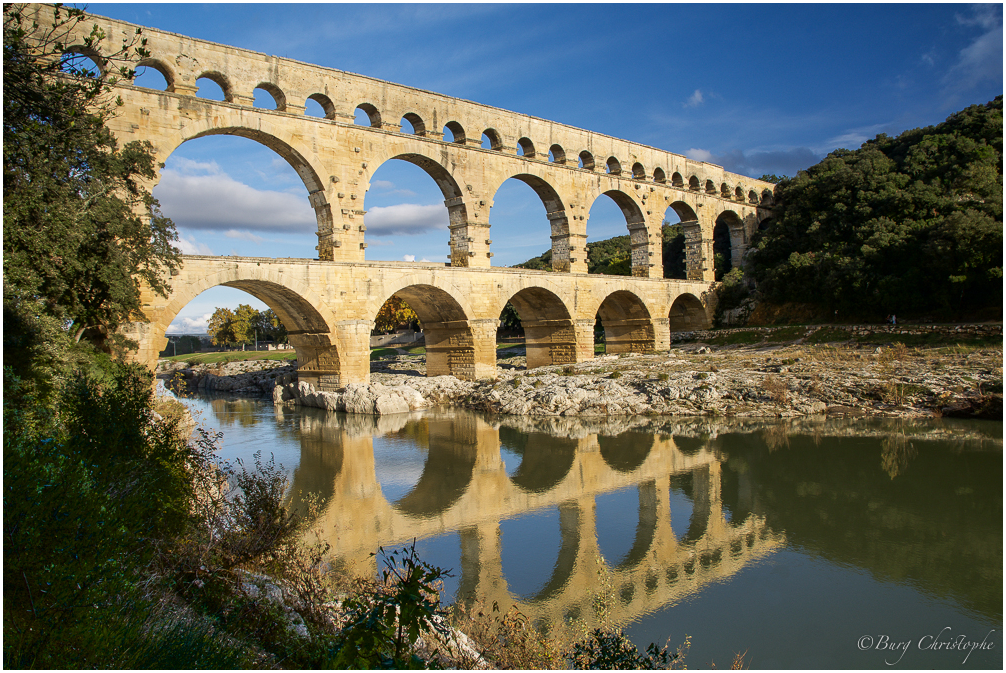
[684,89,704,107]
[176,233,213,255]
[225,229,264,243]
[166,312,212,334]
[155,161,316,233]
[364,203,449,236]
[403,254,416,262]
[684,148,715,162]
[942,7,1003,103]
[824,122,889,150]
[372,180,396,190]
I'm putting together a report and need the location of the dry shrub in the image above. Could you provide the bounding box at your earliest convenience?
[760,423,791,452]
[762,375,790,404]
[878,342,910,364]
[881,433,917,479]
[451,601,566,669]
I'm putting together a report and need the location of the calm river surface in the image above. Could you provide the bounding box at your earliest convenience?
[178,391,1002,669]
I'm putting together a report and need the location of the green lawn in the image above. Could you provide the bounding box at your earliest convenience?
[160,351,297,365]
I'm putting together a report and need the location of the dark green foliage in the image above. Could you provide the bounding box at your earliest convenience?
[330,543,452,668]
[759,174,787,184]
[569,628,679,669]
[752,97,1003,319]
[517,223,687,279]
[715,267,750,316]
[499,301,522,331]
[3,4,180,346]
[514,248,552,270]
[661,224,687,279]
[4,362,198,668]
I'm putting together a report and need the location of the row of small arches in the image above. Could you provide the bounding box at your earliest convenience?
[69,48,774,205]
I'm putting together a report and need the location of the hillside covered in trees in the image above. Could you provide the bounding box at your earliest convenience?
[516,224,687,278]
[750,97,1002,320]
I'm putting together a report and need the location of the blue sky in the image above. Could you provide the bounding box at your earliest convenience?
[84,3,1003,333]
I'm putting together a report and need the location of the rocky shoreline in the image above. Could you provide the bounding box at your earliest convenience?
[158,338,1002,420]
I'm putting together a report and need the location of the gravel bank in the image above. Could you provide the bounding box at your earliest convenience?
[161,340,1002,420]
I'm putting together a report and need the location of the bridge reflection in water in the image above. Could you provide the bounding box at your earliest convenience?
[281,407,784,633]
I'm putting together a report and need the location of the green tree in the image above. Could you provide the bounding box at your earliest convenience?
[499,302,522,331]
[207,307,237,347]
[373,296,419,334]
[231,303,260,345]
[257,308,288,344]
[751,97,1002,318]
[3,4,181,349]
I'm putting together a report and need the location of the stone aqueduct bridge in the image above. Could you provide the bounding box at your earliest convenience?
[45,8,774,382]
[285,410,784,634]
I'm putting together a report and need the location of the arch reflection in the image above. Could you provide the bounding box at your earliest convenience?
[280,408,785,634]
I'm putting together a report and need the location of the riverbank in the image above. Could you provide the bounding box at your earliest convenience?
[159,328,1002,419]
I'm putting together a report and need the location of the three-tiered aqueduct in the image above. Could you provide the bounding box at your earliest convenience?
[44,7,774,386]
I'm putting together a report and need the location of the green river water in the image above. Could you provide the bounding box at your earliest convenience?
[179,391,1001,669]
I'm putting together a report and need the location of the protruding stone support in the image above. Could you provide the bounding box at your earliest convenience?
[574,318,597,362]
[727,221,748,271]
[333,319,374,384]
[690,461,725,541]
[650,317,670,353]
[321,185,366,262]
[446,196,493,268]
[423,318,497,380]
[629,222,657,278]
[122,320,166,373]
[459,522,505,607]
[288,331,344,391]
[523,318,579,369]
[600,318,656,354]
[681,220,714,281]
[548,210,587,274]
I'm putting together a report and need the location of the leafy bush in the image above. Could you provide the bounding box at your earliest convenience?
[568,628,687,669]
[329,544,452,668]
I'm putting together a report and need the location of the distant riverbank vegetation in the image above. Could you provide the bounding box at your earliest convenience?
[518,97,1003,325]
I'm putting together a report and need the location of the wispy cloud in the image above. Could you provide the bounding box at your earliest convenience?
[155,160,316,233]
[684,148,714,162]
[224,229,264,243]
[175,233,213,255]
[684,89,704,108]
[942,5,1003,105]
[364,204,448,236]
[166,313,212,334]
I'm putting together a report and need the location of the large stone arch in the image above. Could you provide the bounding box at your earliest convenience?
[614,481,659,571]
[370,275,492,380]
[500,428,577,493]
[586,189,652,278]
[151,119,335,260]
[666,201,708,281]
[526,501,582,603]
[499,285,577,370]
[489,173,578,273]
[368,151,478,267]
[668,293,710,334]
[714,209,747,272]
[157,264,343,389]
[392,417,478,517]
[592,289,656,354]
